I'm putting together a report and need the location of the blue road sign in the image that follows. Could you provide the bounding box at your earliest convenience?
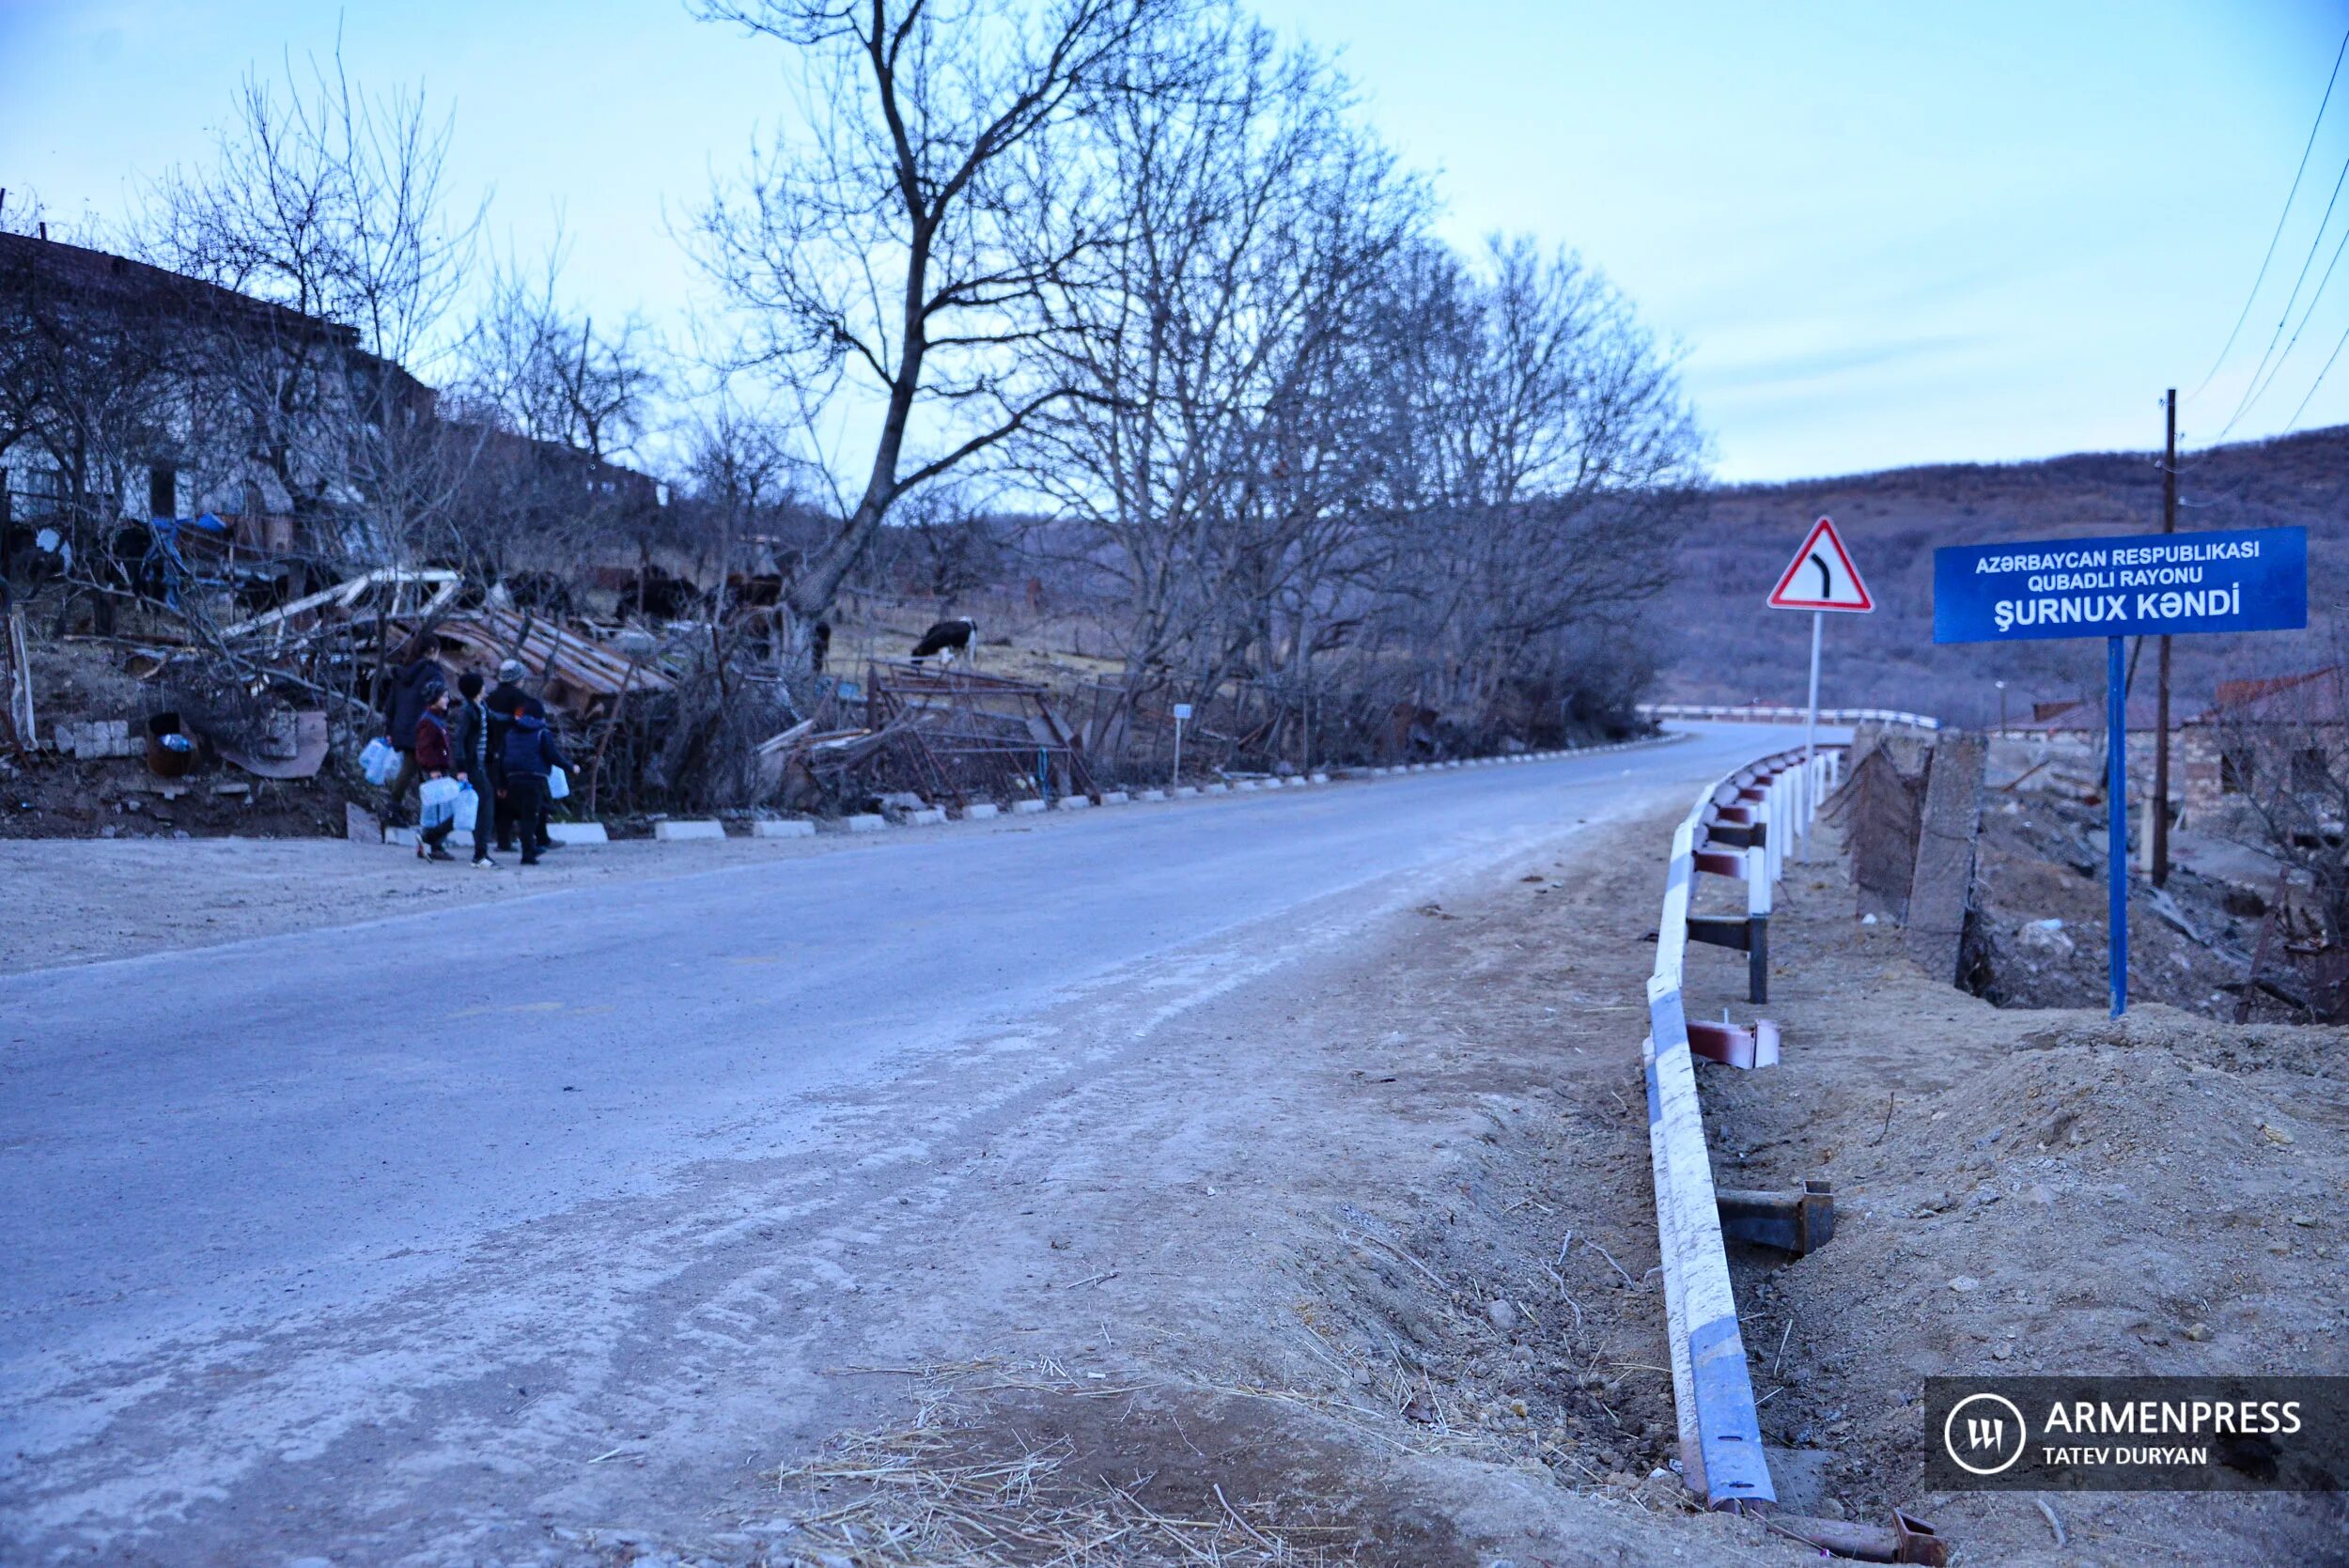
[1932,525,2308,644]
[1933,522,2310,1022]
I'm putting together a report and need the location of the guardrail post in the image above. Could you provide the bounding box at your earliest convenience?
[1745,833,1770,1003]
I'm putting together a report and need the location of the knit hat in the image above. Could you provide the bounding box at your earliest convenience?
[496,659,527,683]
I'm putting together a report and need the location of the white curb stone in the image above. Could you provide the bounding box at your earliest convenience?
[903,807,947,826]
[1203,783,1228,794]
[754,818,816,838]
[843,814,887,832]
[1139,789,1166,801]
[548,821,609,844]
[962,803,1000,820]
[655,819,724,841]
[1309,772,1330,784]
[1012,800,1047,815]
[1053,796,1091,811]
[1173,785,1198,798]
[1099,791,1130,805]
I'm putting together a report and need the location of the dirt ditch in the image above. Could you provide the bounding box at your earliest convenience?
[1697,828,2349,1565]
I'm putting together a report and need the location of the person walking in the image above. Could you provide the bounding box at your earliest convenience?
[450,671,499,868]
[485,658,535,856]
[498,696,567,867]
[381,633,446,827]
[412,680,459,862]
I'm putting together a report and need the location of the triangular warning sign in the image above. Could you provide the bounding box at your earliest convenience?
[1767,516,1874,613]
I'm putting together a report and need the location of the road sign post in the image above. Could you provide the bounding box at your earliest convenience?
[1172,702,1192,785]
[1934,524,2309,1017]
[1768,517,1875,860]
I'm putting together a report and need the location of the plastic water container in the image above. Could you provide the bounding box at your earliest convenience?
[419,775,460,828]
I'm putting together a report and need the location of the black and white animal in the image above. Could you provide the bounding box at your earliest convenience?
[909,616,977,667]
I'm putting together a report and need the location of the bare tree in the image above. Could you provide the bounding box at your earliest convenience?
[463,253,663,465]
[133,50,482,563]
[2217,654,2349,1019]
[1359,238,1704,741]
[1008,7,1423,763]
[438,252,670,587]
[689,0,1181,667]
[0,227,181,630]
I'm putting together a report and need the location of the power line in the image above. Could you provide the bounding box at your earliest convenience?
[2280,314,2349,431]
[2212,146,2349,442]
[2189,27,2349,402]
[2226,214,2349,428]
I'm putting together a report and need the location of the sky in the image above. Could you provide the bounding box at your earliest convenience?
[3,0,2346,483]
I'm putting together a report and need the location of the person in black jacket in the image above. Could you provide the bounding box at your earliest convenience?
[381,633,445,826]
[485,658,537,854]
[449,671,498,868]
[499,698,567,866]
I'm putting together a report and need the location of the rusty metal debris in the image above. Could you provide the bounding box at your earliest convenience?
[398,603,675,719]
[1715,1178,1835,1255]
[851,661,1096,809]
[1768,1508,1947,1565]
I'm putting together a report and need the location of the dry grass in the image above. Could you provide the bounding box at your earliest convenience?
[772,1382,1361,1567]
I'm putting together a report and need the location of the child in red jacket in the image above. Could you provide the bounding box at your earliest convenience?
[413,682,458,862]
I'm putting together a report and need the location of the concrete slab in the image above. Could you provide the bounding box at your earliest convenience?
[1098,791,1130,805]
[1138,789,1166,802]
[1052,796,1092,811]
[753,818,816,838]
[1012,800,1047,815]
[902,808,947,827]
[843,814,888,832]
[960,803,1000,821]
[654,819,725,842]
[548,821,610,844]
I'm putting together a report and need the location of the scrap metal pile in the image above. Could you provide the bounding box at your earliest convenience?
[760,661,1095,811]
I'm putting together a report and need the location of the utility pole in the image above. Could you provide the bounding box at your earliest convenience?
[2152,389,2177,887]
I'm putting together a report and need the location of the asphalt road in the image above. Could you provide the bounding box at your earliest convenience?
[0,723,1804,1560]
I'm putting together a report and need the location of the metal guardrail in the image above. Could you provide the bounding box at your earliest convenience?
[1638,703,1941,731]
[1642,743,1836,1512]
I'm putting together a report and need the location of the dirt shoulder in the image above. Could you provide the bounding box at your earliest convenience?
[1692,831,2349,1564]
[619,800,1810,1567]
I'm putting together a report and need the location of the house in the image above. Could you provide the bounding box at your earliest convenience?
[0,230,435,595]
[2,232,665,617]
[2188,666,2345,809]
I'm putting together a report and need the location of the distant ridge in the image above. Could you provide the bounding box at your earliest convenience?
[1655,426,2348,725]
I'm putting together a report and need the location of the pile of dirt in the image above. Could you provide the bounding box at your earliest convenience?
[0,751,364,840]
[1965,789,2314,1023]
[1699,840,2349,1563]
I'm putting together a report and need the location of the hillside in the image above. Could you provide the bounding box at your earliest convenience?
[1653,426,2349,725]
